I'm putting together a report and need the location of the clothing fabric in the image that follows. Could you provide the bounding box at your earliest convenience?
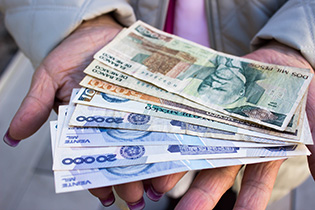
[0,0,136,67]
[1,0,315,68]
[163,0,175,34]
[0,0,312,203]
[173,0,210,47]
[131,0,315,67]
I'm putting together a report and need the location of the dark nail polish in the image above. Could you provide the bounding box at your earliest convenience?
[127,197,145,210]
[99,193,115,207]
[146,185,164,202]
[3,129,20,147]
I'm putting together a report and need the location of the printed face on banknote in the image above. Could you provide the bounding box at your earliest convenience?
[198,63,246,105]
[93,21,313,130]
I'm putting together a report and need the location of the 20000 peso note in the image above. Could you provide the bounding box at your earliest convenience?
[49,118,302,193]
[80,74,304,139]
[72,88,305,143]
[68,106,293,146]
[50,106,311,194]
[61,105,290,147]
[53,143,308,171]
[54,157,285,193]
[67,105,314,147]
[93,21,313,131]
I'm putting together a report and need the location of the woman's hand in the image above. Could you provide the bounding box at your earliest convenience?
[174,41,315,210]
[3,14,122,145]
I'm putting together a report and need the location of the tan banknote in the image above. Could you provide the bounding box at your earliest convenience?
[93,21,313,131]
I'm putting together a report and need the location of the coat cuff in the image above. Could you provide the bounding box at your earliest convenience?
[3,0,136,68]
[251,0,315,68]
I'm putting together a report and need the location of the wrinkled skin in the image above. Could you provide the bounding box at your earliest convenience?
[5,14,315,210]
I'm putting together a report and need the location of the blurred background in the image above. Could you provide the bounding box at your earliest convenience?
[0,13,315,210]
[0,13,17,75]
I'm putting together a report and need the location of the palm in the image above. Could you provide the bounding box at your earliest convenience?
[43,24,122,110]
[175,43,314,209]
[306,72,315,178]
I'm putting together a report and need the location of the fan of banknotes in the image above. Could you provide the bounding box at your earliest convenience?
[50,21,314,194]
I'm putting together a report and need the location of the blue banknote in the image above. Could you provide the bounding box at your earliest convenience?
[60,105,291,147]
[53,143,308,171]
[54,156,285,193]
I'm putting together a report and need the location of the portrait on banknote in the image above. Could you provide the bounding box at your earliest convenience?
[93,22,312,130]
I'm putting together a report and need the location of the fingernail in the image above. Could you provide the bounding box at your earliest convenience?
[146,185,164,202]
[127,197,145,210]
[3,129,20,147]
[99,193,115,207]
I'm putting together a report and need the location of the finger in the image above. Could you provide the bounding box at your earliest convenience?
[307,145,315,180]
[114,181,145,210]
[233,159,284,210]
[306,75,315,179]
[147,172,187,201]
[3,67,57,146]
[89,186,115,207]
[307,128,315,180]
[175,166,241,210]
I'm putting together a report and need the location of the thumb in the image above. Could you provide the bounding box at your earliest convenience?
[307,144,315,180]
[3,67,57,146]
[307,76,315,179]
[307,123,315,179]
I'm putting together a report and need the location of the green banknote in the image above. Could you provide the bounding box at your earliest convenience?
[94,21,313,131]
[82,63,305,139]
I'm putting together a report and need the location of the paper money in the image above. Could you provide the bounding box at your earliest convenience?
[54,156,285,193]
[68,107,295,146]
[54,106,309,170]
[53,106,310,172]
[50,121,58,155]
[80,75,305,139]
[53,143,308,171]
[72,88,305,143]
[50,21,314,196]
[50,118,289,193]
[93,21,313,130]
[60,105,290,147]
[82,65,303,136]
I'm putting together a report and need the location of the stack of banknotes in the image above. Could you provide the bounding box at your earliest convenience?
[50,21,314,193]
